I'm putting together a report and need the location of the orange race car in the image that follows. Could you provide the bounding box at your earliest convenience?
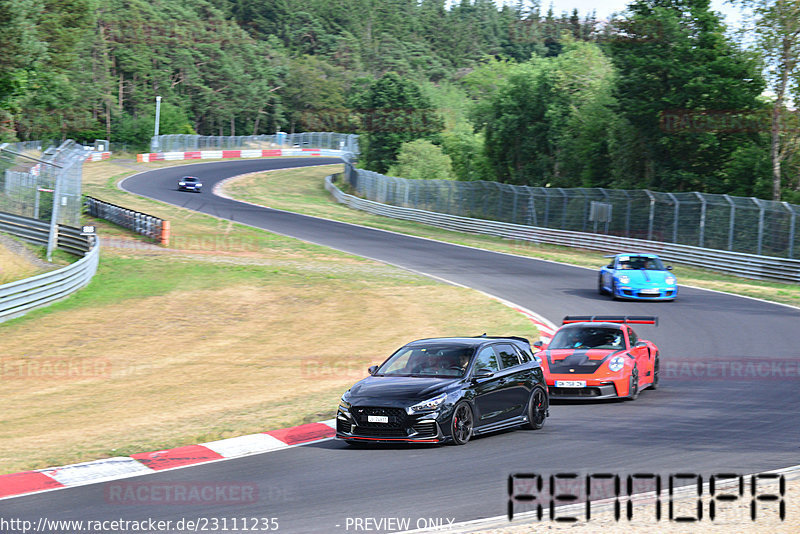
[533,316,660,401]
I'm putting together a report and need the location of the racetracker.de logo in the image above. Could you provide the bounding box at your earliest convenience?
[104,482,259,505]
[662,359,800,380]
[0,358,111,380]
[660,109,800,134]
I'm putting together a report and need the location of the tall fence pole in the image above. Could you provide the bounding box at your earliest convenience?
[667,192,679,244]
[753,198,765,256]
[785,202,796,259]
[645,190,655,241]
[695,192,706,248]
[724,194,735,251]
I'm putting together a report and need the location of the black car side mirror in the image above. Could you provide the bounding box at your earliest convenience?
[368,365,378,375]
[473,368,494,380]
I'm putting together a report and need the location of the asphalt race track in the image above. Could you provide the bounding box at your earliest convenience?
[4,158,799,532]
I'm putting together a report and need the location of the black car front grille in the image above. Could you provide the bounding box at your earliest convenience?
[336,418,351,434]
[412,422,437,437]
[353,426,408,437]
[352,406,407,428]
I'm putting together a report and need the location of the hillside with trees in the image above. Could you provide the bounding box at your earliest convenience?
[1,0,798,201]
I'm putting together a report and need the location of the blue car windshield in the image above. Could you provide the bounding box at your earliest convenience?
[617,256,665,270]
[376,344,474,377]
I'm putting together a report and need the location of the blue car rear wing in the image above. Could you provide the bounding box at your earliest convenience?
[562,316,658,326]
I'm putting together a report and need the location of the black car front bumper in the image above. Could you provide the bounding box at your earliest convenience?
[336,405,446,443]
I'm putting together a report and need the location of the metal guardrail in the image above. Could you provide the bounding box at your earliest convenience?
[0,211,99,323]
[85,196,167,244]
[326,175,800,284]
[0,211,92,256]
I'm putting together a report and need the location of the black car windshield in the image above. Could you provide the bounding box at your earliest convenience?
[376,344,474,377]
[183,177,197,181]
[617,256,665,270]
[548,327,625,350]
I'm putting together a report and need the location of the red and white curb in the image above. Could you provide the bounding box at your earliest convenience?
[0,303,556,501]
[85,151,111,162]
[136,148,346,163]
[0,421,336,500]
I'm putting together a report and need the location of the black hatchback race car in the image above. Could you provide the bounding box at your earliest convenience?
[336,336,549,446]
[177,176,202,192]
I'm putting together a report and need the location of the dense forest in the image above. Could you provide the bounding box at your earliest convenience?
[1,0,798,201]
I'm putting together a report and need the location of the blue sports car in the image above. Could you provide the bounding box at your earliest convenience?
[177,176,202,192]
[598,253,677,301]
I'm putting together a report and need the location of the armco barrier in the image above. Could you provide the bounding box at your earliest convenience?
[85,197,168,245]
[325,175,800,284]
[0,211,92,256]
[0,211,99,323]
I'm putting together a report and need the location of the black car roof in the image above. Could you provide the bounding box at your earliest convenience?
[405,336,530,347]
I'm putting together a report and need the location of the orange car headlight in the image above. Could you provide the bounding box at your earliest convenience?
[608,356,625,373]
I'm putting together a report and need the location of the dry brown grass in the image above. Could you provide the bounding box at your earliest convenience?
[0,240,43,284]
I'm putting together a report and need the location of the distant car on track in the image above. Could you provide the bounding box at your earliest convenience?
[534,316,660,401]
[598,253,677,300]
[177,176,202,192]
[336,336,549,446]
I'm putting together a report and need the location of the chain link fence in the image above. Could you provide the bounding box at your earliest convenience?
[1,140,86,228]
[152,132,359,154]
[348,170,800,260]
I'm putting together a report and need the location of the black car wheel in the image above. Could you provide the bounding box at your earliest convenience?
[650,354,660,390]
[450,401,473,445]
[626,365,640,400]
[523,387,547,430]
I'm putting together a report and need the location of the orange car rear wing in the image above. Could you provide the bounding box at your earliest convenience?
[562,315,658,326]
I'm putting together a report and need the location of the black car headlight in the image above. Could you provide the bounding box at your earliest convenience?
[408,393,447,414]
